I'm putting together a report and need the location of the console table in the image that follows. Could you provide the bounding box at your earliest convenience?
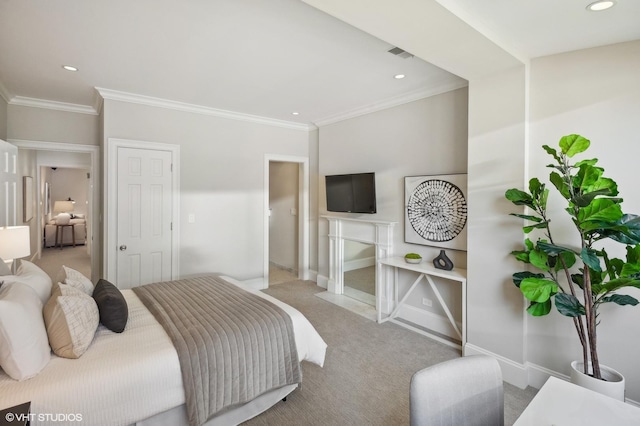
[377,256,467,346]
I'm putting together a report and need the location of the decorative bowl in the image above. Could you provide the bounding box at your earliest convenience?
[404,257,422,264]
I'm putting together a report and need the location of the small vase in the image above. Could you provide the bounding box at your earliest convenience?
[570,360,625,401]
[432,250,454,270]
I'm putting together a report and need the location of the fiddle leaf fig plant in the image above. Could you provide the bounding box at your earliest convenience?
[505,134,640,380]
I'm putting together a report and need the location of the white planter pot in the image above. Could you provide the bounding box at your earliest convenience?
[570,360,625,401]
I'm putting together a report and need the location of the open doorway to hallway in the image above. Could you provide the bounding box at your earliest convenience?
[268,161,299,285]
[35,166,91,282]
[264,154,309,288]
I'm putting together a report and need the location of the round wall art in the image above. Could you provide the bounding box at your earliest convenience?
[404,174,468,251]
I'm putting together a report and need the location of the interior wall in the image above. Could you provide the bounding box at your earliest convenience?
[102,99,312,281]
[50,168,90,216]
[318,88,469,333]
[269,161,299,271]
[16,148,39,256]
[528,40,640,401]
[0,96,7,140]
[7,105,99,145]
[465,65,527,375]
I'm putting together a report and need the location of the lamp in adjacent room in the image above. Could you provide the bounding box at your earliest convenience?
[0,226,31,273]
[53,200,74,224]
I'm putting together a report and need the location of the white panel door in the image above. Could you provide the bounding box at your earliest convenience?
[117,147,173,288]
[0,140,18,226]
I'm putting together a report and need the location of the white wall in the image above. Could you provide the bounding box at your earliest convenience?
[102,99,312,281]
[269,161,299,271]
[528,40,640,399]
[318,88,469,334]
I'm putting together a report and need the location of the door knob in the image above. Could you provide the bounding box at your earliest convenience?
[119,245,127,251]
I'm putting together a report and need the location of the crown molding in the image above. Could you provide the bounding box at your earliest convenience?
[312,80,469,127]
[10,96,98,115]
[96,87,314,131]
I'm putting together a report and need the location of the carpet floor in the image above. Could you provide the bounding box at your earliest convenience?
[244,280,537,425]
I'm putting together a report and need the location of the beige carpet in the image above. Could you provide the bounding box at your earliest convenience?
[244,280,537,425]
[32,245,91,283]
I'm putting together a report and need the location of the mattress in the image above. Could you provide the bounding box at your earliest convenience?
[0,282,327,426]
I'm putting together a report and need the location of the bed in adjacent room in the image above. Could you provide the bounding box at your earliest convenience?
[0,261,327,426]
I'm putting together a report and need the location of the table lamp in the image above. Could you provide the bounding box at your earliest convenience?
[0,226,31,273]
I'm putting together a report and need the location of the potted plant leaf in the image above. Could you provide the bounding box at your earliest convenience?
[505,134,640,400]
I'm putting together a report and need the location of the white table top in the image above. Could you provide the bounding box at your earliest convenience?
[378,256,467,282]
[514,376,640,426]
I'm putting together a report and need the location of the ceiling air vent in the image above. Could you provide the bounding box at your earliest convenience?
[387,47,414,59]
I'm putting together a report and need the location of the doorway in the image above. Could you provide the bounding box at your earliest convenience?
[264,154,309,289]
[10,140,100,283]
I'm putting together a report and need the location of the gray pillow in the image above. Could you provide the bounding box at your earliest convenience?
[0,258,12,276]
[92,279,128,333]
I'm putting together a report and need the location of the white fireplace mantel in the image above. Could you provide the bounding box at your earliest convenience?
[321,215,397,313]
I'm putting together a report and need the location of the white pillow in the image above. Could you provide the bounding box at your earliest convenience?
[12,260,53,304]
[55,213,71,225]
[0,257,12,276]
[57,265,93,295]
[0,282,51,380]
[43,283,99,359]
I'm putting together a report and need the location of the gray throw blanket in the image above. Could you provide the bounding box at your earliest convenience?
[133,275,301,426]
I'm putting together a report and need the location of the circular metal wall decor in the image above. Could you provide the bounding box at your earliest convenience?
[407,179,467,243]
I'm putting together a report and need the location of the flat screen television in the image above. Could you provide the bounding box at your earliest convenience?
[325,172,377,214]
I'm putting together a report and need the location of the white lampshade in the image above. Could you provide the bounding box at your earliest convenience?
[0,226,31,261]
[53,200,74,213]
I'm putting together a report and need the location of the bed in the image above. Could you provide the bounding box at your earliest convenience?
[0,262,327,426]
[44,214,87,247]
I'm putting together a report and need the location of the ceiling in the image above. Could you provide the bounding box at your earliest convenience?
[0,0,638,128]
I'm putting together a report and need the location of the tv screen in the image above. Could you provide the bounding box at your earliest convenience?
[325,172,377,214]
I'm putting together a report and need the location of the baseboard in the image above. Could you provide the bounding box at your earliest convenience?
[316,274,328,289]
[463,343,529,389]
[223,275,266,291]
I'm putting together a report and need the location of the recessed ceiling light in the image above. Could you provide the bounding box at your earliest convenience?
[586,1,616,11]
[292,112,299,116]
[62,65,78,72]
[394,74,406,79]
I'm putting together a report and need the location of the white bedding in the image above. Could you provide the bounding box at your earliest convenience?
[0,284,327,426]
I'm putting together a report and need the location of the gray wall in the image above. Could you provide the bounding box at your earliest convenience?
[102,99,313,281]
[0,96,7,140]
[8,105,99,145]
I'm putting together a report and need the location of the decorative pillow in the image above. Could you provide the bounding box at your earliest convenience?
[57,265,94,295]
[0,257,12,276]
[14,260,53,304]
[43,283,99,359]
[55,213,71,225]
[0,282,51,380]
[92,279,128,333]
